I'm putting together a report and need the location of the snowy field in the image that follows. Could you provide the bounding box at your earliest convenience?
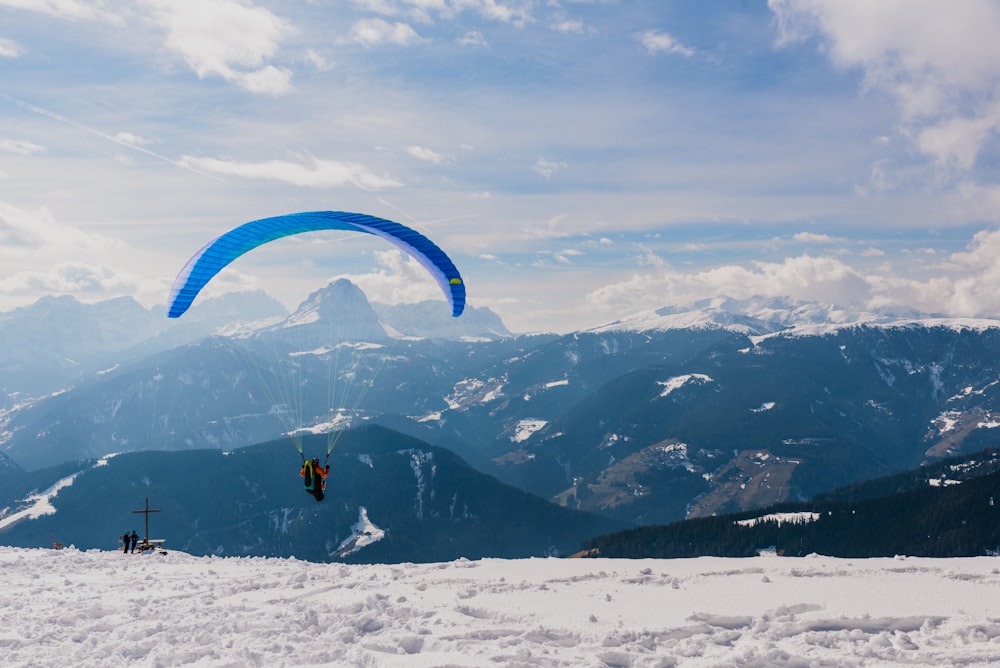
[2,547,1000,667]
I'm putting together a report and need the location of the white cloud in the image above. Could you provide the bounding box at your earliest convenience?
[554,248,584,264]
[472,0,532,26]
[304,48,334,71]
[586,229,1000,323]
[857,158,893,196]
[334,248,443,304]
[0,261,140,298]
[350,0,442,24]
[634,243,666,269]
[0,0,126,25]
[407,145,444,164]
[587,255,876,317]
[238,65,294,94]
[177,154,402,190]
[457,30,488,47]
[143,0,294,94]
[352,0,531,26]
[349,18,426,47]
[351,0,401,15]
[0,37,21,57]
[793,232,837,244]
[533,157,566,180]
[552,19,585,34]
[769,0,1000,172]
[637,29,694,57]
[0,201,149,305]
[915,112,1000,170]
[950,181,1000,224]
[581,237,613,250]
[0,201,119,254]
[0,138,43,154]
[113,131,154,147]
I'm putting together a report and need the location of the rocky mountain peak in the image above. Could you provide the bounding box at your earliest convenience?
[266,279,388,343]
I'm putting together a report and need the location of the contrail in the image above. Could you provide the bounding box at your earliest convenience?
[5,95,225,181]
[376,197,475,234]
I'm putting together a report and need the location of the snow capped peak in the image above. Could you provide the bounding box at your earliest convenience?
[587,295,1000,337]
[260,279,388,343]
[296,279,372,319]
[372,300,513,341]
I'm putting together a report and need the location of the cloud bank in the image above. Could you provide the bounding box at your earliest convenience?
[586,228,1000,322]
[770,0,1000,180]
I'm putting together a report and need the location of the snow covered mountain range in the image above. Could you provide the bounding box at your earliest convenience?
[0,279,510,408]
[589,295,994,338]
[4,285,1000,559]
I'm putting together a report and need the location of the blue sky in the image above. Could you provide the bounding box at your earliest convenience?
[2,1,1000,333]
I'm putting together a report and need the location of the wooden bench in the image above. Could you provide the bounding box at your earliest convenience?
[137,539,167,554]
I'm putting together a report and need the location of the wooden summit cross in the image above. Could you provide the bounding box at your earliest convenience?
[131,497,161,551]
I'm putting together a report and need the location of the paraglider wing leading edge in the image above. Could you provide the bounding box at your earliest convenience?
[167,211,466,318]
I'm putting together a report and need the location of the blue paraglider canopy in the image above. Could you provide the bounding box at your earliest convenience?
[167,211,465,318]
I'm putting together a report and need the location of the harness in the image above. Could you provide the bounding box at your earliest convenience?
[302,459,316,491]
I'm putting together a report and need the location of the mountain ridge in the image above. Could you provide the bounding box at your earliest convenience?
[587,295,1000,338]
[580,447,1000,559]
[5,289,1000,540]
[0,282,512,406]
[0,425,626,563]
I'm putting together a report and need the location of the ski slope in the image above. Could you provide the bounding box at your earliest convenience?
[1,546,998,666]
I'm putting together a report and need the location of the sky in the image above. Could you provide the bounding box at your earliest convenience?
[3,1,1000,333]
[3,546,1000,666]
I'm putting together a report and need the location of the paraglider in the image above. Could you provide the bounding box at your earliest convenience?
[166,210,465,319]
[166,211,466,501]
[300,457,329,502]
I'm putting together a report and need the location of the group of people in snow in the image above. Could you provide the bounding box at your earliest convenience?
[120,530,138,554]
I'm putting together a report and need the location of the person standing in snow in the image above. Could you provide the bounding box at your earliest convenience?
[121,531,130,555]
[130,530,138,554]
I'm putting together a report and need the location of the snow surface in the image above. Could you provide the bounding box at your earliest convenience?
[512,419,548,443]
[657,374,713,398]
[3,547,1000,667]
[288,410,353,436]
[0,454,117,531]
[735,512,820,528]
[335,506,385,557]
